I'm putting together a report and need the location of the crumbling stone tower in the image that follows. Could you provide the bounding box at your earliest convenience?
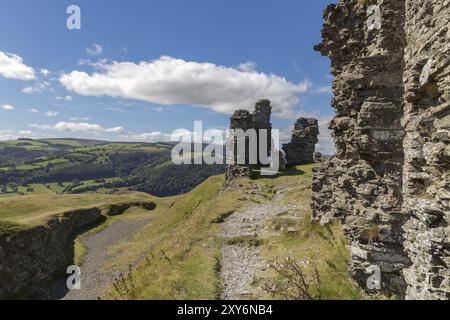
[283,118,319,167]
[312,0,449,300]
[224,99,273,186]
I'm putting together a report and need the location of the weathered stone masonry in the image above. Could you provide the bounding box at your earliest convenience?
[283,118,320,167]
[402,0,450,300]
[225,99,272,186]
[312,0,449,299]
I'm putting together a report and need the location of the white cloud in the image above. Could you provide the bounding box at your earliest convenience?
[316,116,336,155]
[22,81,50,94]
[30,121,125,135]
[86,43,104,56]
[40,69,50,77]
[0,51,36,80]
[45,111,59,117]
[238,61,257,72]
[0,130,15,141]
[1,104,15,111]
[0,130,37,141]
[56,95,73,101]
[22,87,35,94]
[27,108,58,117]
[60,56,310,118]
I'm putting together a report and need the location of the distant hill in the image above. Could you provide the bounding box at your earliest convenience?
[0,138,224,197]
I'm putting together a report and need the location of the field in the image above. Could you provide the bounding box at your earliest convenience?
[0,192,154,224]
[0,138,224,197]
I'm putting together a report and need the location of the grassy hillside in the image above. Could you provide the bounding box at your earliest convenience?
[87,165,366,300]
[0,164,365,300]
[0,192,154,225]
[0,138,224,197]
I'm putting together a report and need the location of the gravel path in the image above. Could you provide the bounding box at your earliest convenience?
[220,189,302,300]
[46,217,152,300]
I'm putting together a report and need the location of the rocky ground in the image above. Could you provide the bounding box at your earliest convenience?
[220,187,303,299]
[46,217,152,300]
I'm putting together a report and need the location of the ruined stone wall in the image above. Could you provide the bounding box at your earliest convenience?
[312,0,449,299]
[401,0,450,300]
[225,100,272,186]
[312,0,410,296]
[283,118,319,166]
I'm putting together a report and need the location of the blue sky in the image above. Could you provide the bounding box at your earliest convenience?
[0,0,336,153]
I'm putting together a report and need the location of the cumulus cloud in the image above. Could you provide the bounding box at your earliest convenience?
[120,128,214,143]
[0,51,36,80]
[1,104,15,111]
[0,130,16,141]
[60,56,310,118]
[22,81,50,94]
[30,121,125,135]
[0,130,37,141]
[86,43,104,56]
[28,108,39,113]
[40,69,50,77]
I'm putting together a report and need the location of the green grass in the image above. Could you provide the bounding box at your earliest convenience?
[39,139,83,147]
[0,140,57,151]
[0,158,69,171]
[254,164,365,299]
[21,184,56,195]
[99,175,246,299]
[0,192,153,224]
[74,238,87,266]
[96,164,364,300]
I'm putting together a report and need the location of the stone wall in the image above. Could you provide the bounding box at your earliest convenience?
[225,100,272,186]
[313,0,409,297]
[312,0,449,300]
[0,201,155,298]
[283,118,319,166]
[401,0,450,300]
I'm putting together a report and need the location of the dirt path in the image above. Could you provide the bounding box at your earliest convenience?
[46,217,152,300]
[220,188,302,300]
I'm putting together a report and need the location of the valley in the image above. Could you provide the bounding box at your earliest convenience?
[0,138,224,198]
